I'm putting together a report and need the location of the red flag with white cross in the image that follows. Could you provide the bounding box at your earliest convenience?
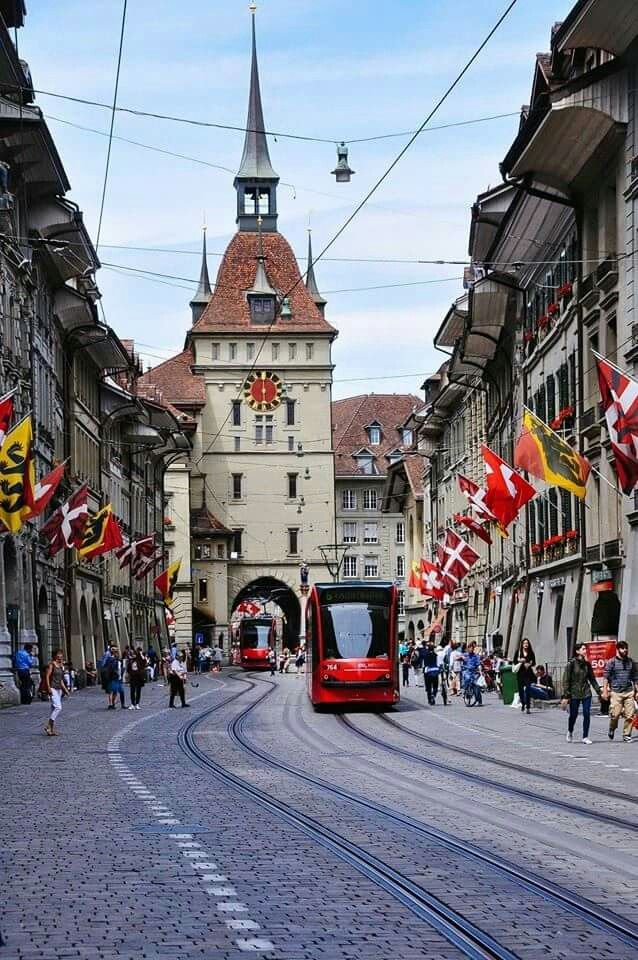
[436,529,479,594]
[482,445,535,528]
[595,352,638,495]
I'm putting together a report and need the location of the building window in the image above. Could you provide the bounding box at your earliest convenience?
[402,429,413,447]
[250,297,275,323]
[305,343,314,360]
[246,342,255,361]
[343,555,358,578]
[217,543,225,559]
[255,414,274,443]
[231,530,243,557]
[232,473,243,500]
[211,343,220,360]
[288,435,295,451]
[396,522,405,544]
[285,399,296,426]
[203,544,212,559]
[397,589,405,616]
[288,342,297,360]
[388,449,402,465]
[234,436,241,452]
[342,522,357,544]
[232,400,242,426]
[364,557,378,578]
[287,473,298,499]
[194,545,202,560]
[357,454,376,475]
[229,343,237,360]
[288,528,299,555]
[367,424,381,445]
[396,555,405,578]
[272,342,280,361]
[363,522,378,544]
[363,489,378,510]
[198,579,208,603]
[342,489,357,511]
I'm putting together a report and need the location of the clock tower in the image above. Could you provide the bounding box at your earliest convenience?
[171,9,337,645]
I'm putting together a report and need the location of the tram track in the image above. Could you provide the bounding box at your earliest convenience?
[178,676,518,960]
[179,673,638,956]
[379,712,638,808]
[335,714,638,833]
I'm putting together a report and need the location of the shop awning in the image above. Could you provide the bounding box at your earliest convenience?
[464,274,520,361]
[554,0,638,57]
[434,296,468,349]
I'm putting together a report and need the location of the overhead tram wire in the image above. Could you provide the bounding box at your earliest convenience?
[95,0,128,252]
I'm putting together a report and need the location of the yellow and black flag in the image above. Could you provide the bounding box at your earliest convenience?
[154,558,181,608]
[78,504,124,559]
[0,416,34,534]
[515,407,591,499]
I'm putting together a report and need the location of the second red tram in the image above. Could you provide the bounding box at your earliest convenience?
[239,616,276,670]
[305,581,399,708]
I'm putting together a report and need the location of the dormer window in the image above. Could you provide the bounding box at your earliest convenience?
[401,428,413,447]
[250,297,275,323]
[388,449,403,465]
[356,452,377,475]
[367,423,382,445]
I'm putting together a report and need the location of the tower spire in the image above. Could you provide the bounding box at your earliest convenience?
[234,5,279,232]
[190,227,212,324]
[305,229,326,315]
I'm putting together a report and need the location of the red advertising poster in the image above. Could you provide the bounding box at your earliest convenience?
[585,638,617,678]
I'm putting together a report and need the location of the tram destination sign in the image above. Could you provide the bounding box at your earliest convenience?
[320,586,389,606]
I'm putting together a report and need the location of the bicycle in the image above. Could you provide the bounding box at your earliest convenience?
[463,678,480,707]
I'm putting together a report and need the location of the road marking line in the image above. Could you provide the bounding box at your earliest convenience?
[191,862,219,870]
[157,818,179,824]
[169,833,193,839]
[183,851,207,858]
[201,874,227,881]
[207,886,237,896]
[217,902,248,913]
[226,919,260,931]
[177,842,200,848]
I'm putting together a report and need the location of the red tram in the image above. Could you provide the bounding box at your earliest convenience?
[305,581,399,708]
[239,616,276,670]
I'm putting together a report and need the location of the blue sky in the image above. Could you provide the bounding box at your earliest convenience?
[23,0,573,399]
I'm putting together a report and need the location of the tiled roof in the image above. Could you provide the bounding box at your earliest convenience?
[332,394,420,477]
[403,453,425,498]
[193,231,336,335]
[190,507,232,537]
[137,347,205,409]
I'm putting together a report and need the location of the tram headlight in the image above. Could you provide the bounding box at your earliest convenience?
[384,673,390,680]
[323,673,329,681]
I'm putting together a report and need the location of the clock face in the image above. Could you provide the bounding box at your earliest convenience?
[243,370,284,410]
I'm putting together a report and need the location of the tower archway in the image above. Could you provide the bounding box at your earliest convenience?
[231,577,301,649]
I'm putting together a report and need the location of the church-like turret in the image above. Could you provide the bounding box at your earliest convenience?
[234,8,279,233]
[189,227,212,324]
[305,229,327,316]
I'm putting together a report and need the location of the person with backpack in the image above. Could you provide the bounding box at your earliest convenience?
[561,642,603,744]
[421,638,440,706]
[99,646,121,710]
[127,647,147,710]
[602,640,638,742]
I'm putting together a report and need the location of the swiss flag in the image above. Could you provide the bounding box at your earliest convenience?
[595,352,638,494]
[436,529,479,594]
[453,512,492,545]
[24,461,66,520]
[421,559,444,600]
[236,600,261,616]
[457,474,495,520]
[482,445,535,527]
[0,389,15,448]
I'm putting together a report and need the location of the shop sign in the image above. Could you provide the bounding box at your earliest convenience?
[585,638,616,679]
[592,567,614,592]
[549,577,566,589]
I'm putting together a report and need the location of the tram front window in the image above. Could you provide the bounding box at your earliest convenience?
[243,624,271,649]
[321,602,389,659]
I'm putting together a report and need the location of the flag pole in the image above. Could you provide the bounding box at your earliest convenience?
[589,463,623,497]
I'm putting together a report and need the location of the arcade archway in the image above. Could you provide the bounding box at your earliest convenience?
[232,577,301,649]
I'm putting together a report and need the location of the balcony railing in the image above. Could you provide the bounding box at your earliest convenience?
[604,539,621,560]
[596,255,618,295]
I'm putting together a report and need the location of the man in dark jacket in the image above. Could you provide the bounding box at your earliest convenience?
[420,638,439,705]
[603,641,638,742]
[561,643,602,744]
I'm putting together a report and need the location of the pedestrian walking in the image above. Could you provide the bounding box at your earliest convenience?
[602,640,638,743]
[449,642,463,695]
[127,647,147,710]
[462,641,483,706]
[437,639,450,705]
[514,637,536,714]
[400,652,410,687]
[561,642,603,744]
[147,645,158,680]
[44,649,70,737]
[168,651,190,708]
[212,643,223,673]
[422,638,440,705]
[13,642,35,704]
[267,644,276,676]
[99,646,119,709]
[411,642,424,687]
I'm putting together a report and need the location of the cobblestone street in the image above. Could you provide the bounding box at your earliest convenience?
[3,672,638,960]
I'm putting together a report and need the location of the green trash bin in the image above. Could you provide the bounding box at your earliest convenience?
[500,664,516,705]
